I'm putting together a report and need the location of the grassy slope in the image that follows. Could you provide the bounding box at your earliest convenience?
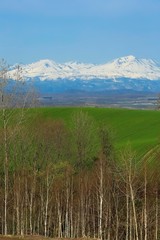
[29,107,160,154]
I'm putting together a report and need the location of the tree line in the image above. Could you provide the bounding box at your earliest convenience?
[0,111,159,240]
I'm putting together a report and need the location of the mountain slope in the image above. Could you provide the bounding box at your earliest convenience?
[9,55,160,81]
[7,56,160,94]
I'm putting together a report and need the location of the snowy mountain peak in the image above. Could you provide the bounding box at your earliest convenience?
[29,59,58,68]
[124,55,136,60]
[9,56,160,81]
[114,55,136,63]
[112,56,144,67]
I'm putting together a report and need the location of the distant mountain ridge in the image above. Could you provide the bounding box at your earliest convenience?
[9,55,160,81]
[8,56,160,94]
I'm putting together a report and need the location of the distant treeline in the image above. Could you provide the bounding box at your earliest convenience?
[0,109,160,240]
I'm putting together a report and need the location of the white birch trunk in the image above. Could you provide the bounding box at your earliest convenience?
[129,178,139,240]
[155,188,158,240]
[99,158,103,240]
[44,171,49,237]
[144,164,147,240]
[126,191,129,240]
[3,108,8,235]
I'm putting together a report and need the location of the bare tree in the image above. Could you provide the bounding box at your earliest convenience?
[0,59,36,235]
[120,146,140,240]
[156,93,160,110]
[71,111,97,237]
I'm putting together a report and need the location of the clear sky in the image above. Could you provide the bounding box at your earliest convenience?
[0,0,160,64]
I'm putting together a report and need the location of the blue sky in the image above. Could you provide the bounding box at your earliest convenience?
[0,0,160,64]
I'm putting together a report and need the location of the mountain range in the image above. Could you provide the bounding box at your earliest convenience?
[8,55,160,93]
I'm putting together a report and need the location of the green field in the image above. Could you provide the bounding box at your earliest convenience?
[29,107,160,155]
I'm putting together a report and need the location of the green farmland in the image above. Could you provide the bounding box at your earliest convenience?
[29,107,160,154]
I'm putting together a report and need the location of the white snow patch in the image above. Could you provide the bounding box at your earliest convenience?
[8,56,160,81]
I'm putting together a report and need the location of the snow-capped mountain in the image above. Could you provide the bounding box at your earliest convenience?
[8,56,160,93]
[9,55,160,81]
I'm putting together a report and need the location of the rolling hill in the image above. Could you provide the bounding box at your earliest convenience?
[30,107,160,154]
